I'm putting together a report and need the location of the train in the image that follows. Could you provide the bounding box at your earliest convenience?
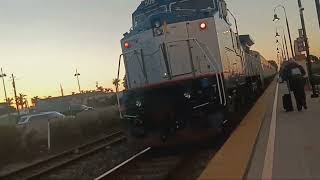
[116,0,277,147]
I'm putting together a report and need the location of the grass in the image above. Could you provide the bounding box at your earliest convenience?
[0,106,121,170]
[0,115,18,126]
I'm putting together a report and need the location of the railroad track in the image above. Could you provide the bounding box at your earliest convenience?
[0,130,126,180]
[94,147,198,180]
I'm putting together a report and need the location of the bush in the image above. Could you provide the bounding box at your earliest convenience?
[0,106,121,169]
[50,106,121,149]
[0,126,23,167]
[50,118,83,150]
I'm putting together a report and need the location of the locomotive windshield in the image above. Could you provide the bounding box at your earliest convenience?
[170,0,215,11]
[132,0,217,29]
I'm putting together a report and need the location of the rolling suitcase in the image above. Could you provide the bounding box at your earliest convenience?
[282,81,294,112]
[282,94,293,112]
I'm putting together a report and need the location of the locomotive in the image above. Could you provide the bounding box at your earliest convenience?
[116,0,276,147]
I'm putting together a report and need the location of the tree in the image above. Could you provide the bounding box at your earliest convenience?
[104,88,114,93]
[5,98,14,106]
[123,75,128,90]
[31,96,40,106]
[97,86,104,92]
[112,78,120,87]
[17,93,27,109]
[112,78,120,92]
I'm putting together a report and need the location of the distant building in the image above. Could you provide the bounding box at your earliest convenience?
[35,92,115,114]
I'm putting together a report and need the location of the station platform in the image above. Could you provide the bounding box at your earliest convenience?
[198,79,320,180]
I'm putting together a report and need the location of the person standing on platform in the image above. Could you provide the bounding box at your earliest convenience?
[282,60,307,111]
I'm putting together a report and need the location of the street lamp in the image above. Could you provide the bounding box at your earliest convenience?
[74,69,81,93]
[275,26,290,61]
[273,5,295,58]
[0,68,8,104]
[276,43,285,64]
[297,0,319,98]
[315,0,320,30]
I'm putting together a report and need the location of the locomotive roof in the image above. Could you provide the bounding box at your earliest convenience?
[134,0,170,15]
[124,0,217,38]
[133,0,216,15]
[239,35,255,47]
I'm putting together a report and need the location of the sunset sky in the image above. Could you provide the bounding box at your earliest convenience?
[0,0,319,102]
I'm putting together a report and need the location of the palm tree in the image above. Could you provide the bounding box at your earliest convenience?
[17,93,27,109]
[31,96,40,106]
[104,88,114,93]
[5,98,14,106]
[122,75,128,90]
[97,86,104,92]
[112,78,120,92]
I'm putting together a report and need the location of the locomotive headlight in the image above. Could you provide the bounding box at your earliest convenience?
[184,92,191,99]
[135,100,142,108]
[200,22,208,30]
[124,42,130,49]
[154,21,161,28]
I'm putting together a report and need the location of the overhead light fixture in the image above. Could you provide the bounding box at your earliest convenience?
[273,14,280,22]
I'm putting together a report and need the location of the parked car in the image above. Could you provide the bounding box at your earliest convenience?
[82,105,94,111]
[18,111,66,125]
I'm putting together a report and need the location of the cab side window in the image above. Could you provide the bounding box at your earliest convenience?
[218,0,228,20]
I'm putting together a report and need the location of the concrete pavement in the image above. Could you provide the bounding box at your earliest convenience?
[247,82,320,179]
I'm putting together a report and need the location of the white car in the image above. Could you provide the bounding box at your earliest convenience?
[18,111,66,125]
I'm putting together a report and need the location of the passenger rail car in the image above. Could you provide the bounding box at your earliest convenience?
[116,0,276,147]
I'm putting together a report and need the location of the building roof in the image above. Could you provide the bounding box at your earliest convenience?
[239,35,255,47]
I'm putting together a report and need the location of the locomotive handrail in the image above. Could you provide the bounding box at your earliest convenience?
[195,39,227,106]
[116,49,146,119]
[163,38,227,106]
[164,38,222,72]
[193,39,227,106]
[117,39,227,108]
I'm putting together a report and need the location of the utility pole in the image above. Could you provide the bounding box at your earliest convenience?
[60,84,64,97]
[315,0,320,30]
[74,69,81,93]
[11,74,20,116]
[0,68,8,103]
[297,0,319,98]
[0,68,11,119]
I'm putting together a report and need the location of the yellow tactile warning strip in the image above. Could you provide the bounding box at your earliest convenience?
[198,80,277,180]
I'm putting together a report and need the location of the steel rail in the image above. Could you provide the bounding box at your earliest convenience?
[95,147,151,180]
[0,130,126,180]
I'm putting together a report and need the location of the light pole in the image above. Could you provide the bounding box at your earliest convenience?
[276,43,285,64]
[11,74,20,116]
[297,0,319,98]
[74,69,81,93]
[273,5,295,59]
[315,0,320,30]
[276,26,289,61]
[275,33,287,61]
